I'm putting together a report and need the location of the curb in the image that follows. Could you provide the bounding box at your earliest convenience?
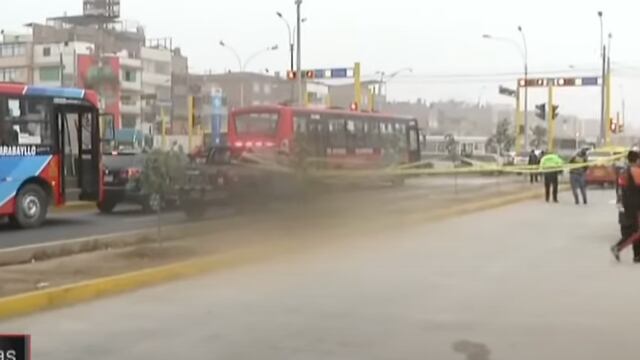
[51,202,96,214]
[0,244,289,321]
[0,188,549,322]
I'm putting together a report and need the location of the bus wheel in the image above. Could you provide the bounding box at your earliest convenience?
[13,184,48,229]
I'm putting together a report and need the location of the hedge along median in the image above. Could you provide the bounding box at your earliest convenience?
[0,185,551,322]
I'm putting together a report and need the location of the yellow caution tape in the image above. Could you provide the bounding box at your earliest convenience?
[231,152,627,179]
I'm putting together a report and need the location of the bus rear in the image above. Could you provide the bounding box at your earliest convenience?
[228,106,289,155]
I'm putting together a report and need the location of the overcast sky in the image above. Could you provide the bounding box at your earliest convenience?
[2,0,639,123]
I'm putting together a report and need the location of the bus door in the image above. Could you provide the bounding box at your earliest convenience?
[407,122,421,163]
[55,105,100,202]
[307,115,327,159]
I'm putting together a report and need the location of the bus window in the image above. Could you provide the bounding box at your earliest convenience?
[0,97,52,146]
[294,115,308,134]
[234,112,279,136]
[328,118,346,149]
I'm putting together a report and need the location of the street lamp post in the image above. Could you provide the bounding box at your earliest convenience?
[244,45,279,71]
[218,41,279,107]
[517,26,529,148]
[295,0,304,105]
[276,13,307,73]
[482,32,528,147]
[276,12,294,72]
[376,67,413,97]
[218,41,242,71]
[598,11,606,145]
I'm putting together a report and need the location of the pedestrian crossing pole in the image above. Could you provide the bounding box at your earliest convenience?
[354,62,362,109]
[547,84,555,153]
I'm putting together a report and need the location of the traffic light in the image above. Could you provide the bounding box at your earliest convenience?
[552,105,559,120]
[609,117,617,133]
[304,70,315,79]
[286,70,297,80]
[535,103,546,120]
[349,102,359,111]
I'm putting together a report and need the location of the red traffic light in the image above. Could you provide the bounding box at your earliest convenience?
[286,70,297,80]
[304,70,315,79]
[349,102,359,111]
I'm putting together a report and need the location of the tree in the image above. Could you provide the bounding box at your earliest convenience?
[486,118,515,155]
[530,125,547,149]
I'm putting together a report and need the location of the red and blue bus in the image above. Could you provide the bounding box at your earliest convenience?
[0,83,102,228]
[228,105,421,169]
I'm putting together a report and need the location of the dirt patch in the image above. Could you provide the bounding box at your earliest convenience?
[0,179,535,298]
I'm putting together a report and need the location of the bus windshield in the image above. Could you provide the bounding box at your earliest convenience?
[234,112,279,136]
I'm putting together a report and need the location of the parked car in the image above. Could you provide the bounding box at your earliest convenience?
[586,147,627,187]
[98,149,171,213]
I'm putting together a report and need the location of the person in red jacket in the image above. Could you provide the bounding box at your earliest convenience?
[611,150,640,262]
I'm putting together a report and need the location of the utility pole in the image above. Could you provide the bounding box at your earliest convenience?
[598,11,606,146]
[518,26,529,149]
[295,0,303,105]
[605,33,612,145]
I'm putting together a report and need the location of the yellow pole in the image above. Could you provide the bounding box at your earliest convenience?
[354,62,361,108]
[188,95,194,152]
[325,93,331,108]
[515,83,523,152]
[547,84,555,152]
[368,87,375,112]
[605,71,612,145]
[160,108,167,150]
[304,90,310,107]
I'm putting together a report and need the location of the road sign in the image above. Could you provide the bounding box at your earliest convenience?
[498,85,517,98]
[519,76,601,87]
[287,67,352,81]
[581,77,599,86]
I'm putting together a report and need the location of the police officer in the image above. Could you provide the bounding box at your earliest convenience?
[540,151,564,203]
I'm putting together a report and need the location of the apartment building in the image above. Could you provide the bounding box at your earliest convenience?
[0,32,32,83]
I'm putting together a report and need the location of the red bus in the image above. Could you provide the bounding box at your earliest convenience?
[0,84,103,228]
[228,105,421,169]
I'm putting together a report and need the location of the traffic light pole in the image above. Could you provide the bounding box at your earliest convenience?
[515,83,524,153]
[354,62,361,108]
[547,85,555,153]
[296,0,303,106]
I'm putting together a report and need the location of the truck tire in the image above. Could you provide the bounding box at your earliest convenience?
[12,184,48,229]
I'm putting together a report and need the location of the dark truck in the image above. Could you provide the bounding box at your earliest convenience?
[176,145,289,219]
[99,150,162,213]
[99,149,183,214]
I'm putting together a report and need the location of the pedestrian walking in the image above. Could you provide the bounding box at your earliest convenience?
[611,150,640,262]
[528,149,540,184]
[540,152,564,203]
[569,149,588,205]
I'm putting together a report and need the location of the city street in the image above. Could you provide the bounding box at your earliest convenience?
[0,207,190,250]
[0,176,521,250]
[2,189,636,360]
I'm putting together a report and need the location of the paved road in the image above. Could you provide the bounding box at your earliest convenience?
[3,189,634,359]
[0,206,191,249]
[0,176,523,250]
